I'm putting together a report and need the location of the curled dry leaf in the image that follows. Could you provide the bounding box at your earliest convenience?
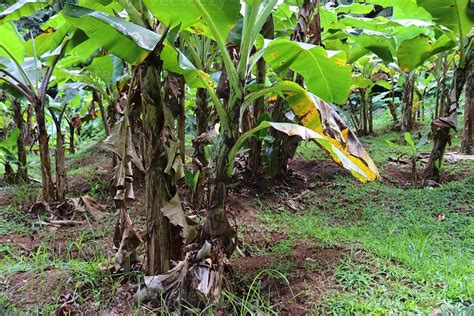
[161,193,199,244]
[103,113,142,271]
[136,241,229,307]
[114,208,142,272]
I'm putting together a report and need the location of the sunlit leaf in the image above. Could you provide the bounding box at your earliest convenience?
[0,0,49,23]
[144,0,240,42]
[417,0,473,37]
[263,39,352,104]
[63,4,161,65]
[0,22,25,63]
[397,34,455,72]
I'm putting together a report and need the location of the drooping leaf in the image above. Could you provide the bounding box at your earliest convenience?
[374,80,393,90]
[25,23,72,58]
[0,57,42,87]
[58,38,101,68]
[319,7,337,29]
[404,132,415,147]
[339,16,398,32]
[0,128,19,152]
[0,0,49,23]
[273,2,297,35]
[263,39,352,104]
[240,81,379,182]
[336,3,376,14]
[364,0,433,21]
[417,0,473,37]
[347,29,396,62]
[0,22,25,63]
[161,41,207,89]
[391,23,430,44]
[352,74,373,89]
[144,0,240,42]
[63,4,161,65]
[397,34,455,72]
[161,193,198,244]
[88,55,113,85]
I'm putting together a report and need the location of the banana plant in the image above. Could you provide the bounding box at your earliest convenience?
[0,127,20,182]
[415,0,474,184]
[350,55,392,135]
[61,2,177,275]
[321,1,456,135]
[0,12,68,201]
[144,0,379,254]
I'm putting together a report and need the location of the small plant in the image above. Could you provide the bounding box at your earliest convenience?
[184,167,200,195]
[386,132,428,185]
[223,269,289,315]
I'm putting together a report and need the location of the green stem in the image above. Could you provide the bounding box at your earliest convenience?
[196,71,229,131]
[192,0,242,99]
[182,33,204,69]
[226,121,271,176]
[0,44,37,95]
[237,0,260,79]
[241,80,303,116]
[251,0,278,44]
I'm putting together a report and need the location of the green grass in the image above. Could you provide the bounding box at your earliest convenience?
[257,173,473,313]
[0,222,136,314]
[262,113,474,313]
[1,108,472,313]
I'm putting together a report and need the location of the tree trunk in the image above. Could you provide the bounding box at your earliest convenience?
[269,98,296,176]
[94,92,110,136]
[141,57,182,275]
[204,95,240,254]
[248,58,266,172]
[438,55,450,118]
[249,15,274,173]
[196,88,209,136]
[270,0,317,175]
[4,162,15,184]
[12,99,28,182]
[25,103,33,147]
[388,101,398,123]
[368,97,374,134]
[401,72,414,132]
[193,87,209,208]
[424,68,467,184]
[68,122,75,155]
[206,142,237,255]
[434,79,440,120]
[461,60,473,154]
[55,129,66,201]
[34,100,55,202]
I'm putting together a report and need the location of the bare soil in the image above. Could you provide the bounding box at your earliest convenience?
[382,164,473,188]
[3,148,468,313]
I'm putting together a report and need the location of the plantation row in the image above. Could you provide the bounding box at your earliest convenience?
[0,0,472,310]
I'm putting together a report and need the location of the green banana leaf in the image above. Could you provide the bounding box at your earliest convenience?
[417,0,473,37]
[63,4,161,65]
[263,39,352,104]
[364,0,432,20]
[143,0,240,42]
[0,22,25,63]
[87,55,114,85]
[397,34,455,72]
[0,0,49,23]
